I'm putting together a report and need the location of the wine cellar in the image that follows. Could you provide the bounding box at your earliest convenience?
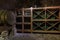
[0,0,60,40]
[16,6,60,33]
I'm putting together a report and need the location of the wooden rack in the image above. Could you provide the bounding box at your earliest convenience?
[15,6,60,33]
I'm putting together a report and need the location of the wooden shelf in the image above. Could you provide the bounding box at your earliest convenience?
[17,29,22,31]
[24,15,31,17]
[24,22,31,24]
[16,22,22,24]
[21,6,60,10]
[16,15,22,17]
[16,6,60,33]
[24,29,31,31]
[33,19,45,21]
[46,19,59,21]
[33,30,60,33]
[33,19,59,21]
[17,30,60,33]
[17,29,31,32]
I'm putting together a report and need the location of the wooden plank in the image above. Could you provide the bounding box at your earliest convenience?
[16,6,60,10]
[16,22,22,24]
[24,15,31,17]
[22,8,24,33]
[33,19,59,21]
[16,15,22,17]
[31,7,33,33]
[33,30,60,33]
[24,23,31,24]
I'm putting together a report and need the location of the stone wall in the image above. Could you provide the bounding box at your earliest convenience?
[0,0,16,9]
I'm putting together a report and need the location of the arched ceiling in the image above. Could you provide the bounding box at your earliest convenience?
[0,0,60,10]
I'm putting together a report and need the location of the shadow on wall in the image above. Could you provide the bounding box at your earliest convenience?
[0,0,17,10]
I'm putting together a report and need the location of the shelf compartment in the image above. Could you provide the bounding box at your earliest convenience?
[16,10,22,16]
[16,17,22,22]
[24,17,31,22]
[33,9,45,19]
[32,21,45,30]
[24,24,31,29]
[16,24,22,29]
[46,9,59,19]
[46,21,60,31]
[24,10,31,16]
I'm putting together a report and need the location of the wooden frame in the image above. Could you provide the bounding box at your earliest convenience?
[16,6,60,33]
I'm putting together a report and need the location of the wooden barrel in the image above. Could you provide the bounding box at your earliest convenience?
[6,11,15,25]
[0,10,15,25]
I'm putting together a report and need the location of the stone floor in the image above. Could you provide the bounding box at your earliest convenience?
[9,27,60,40]
[9,33,60,40]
